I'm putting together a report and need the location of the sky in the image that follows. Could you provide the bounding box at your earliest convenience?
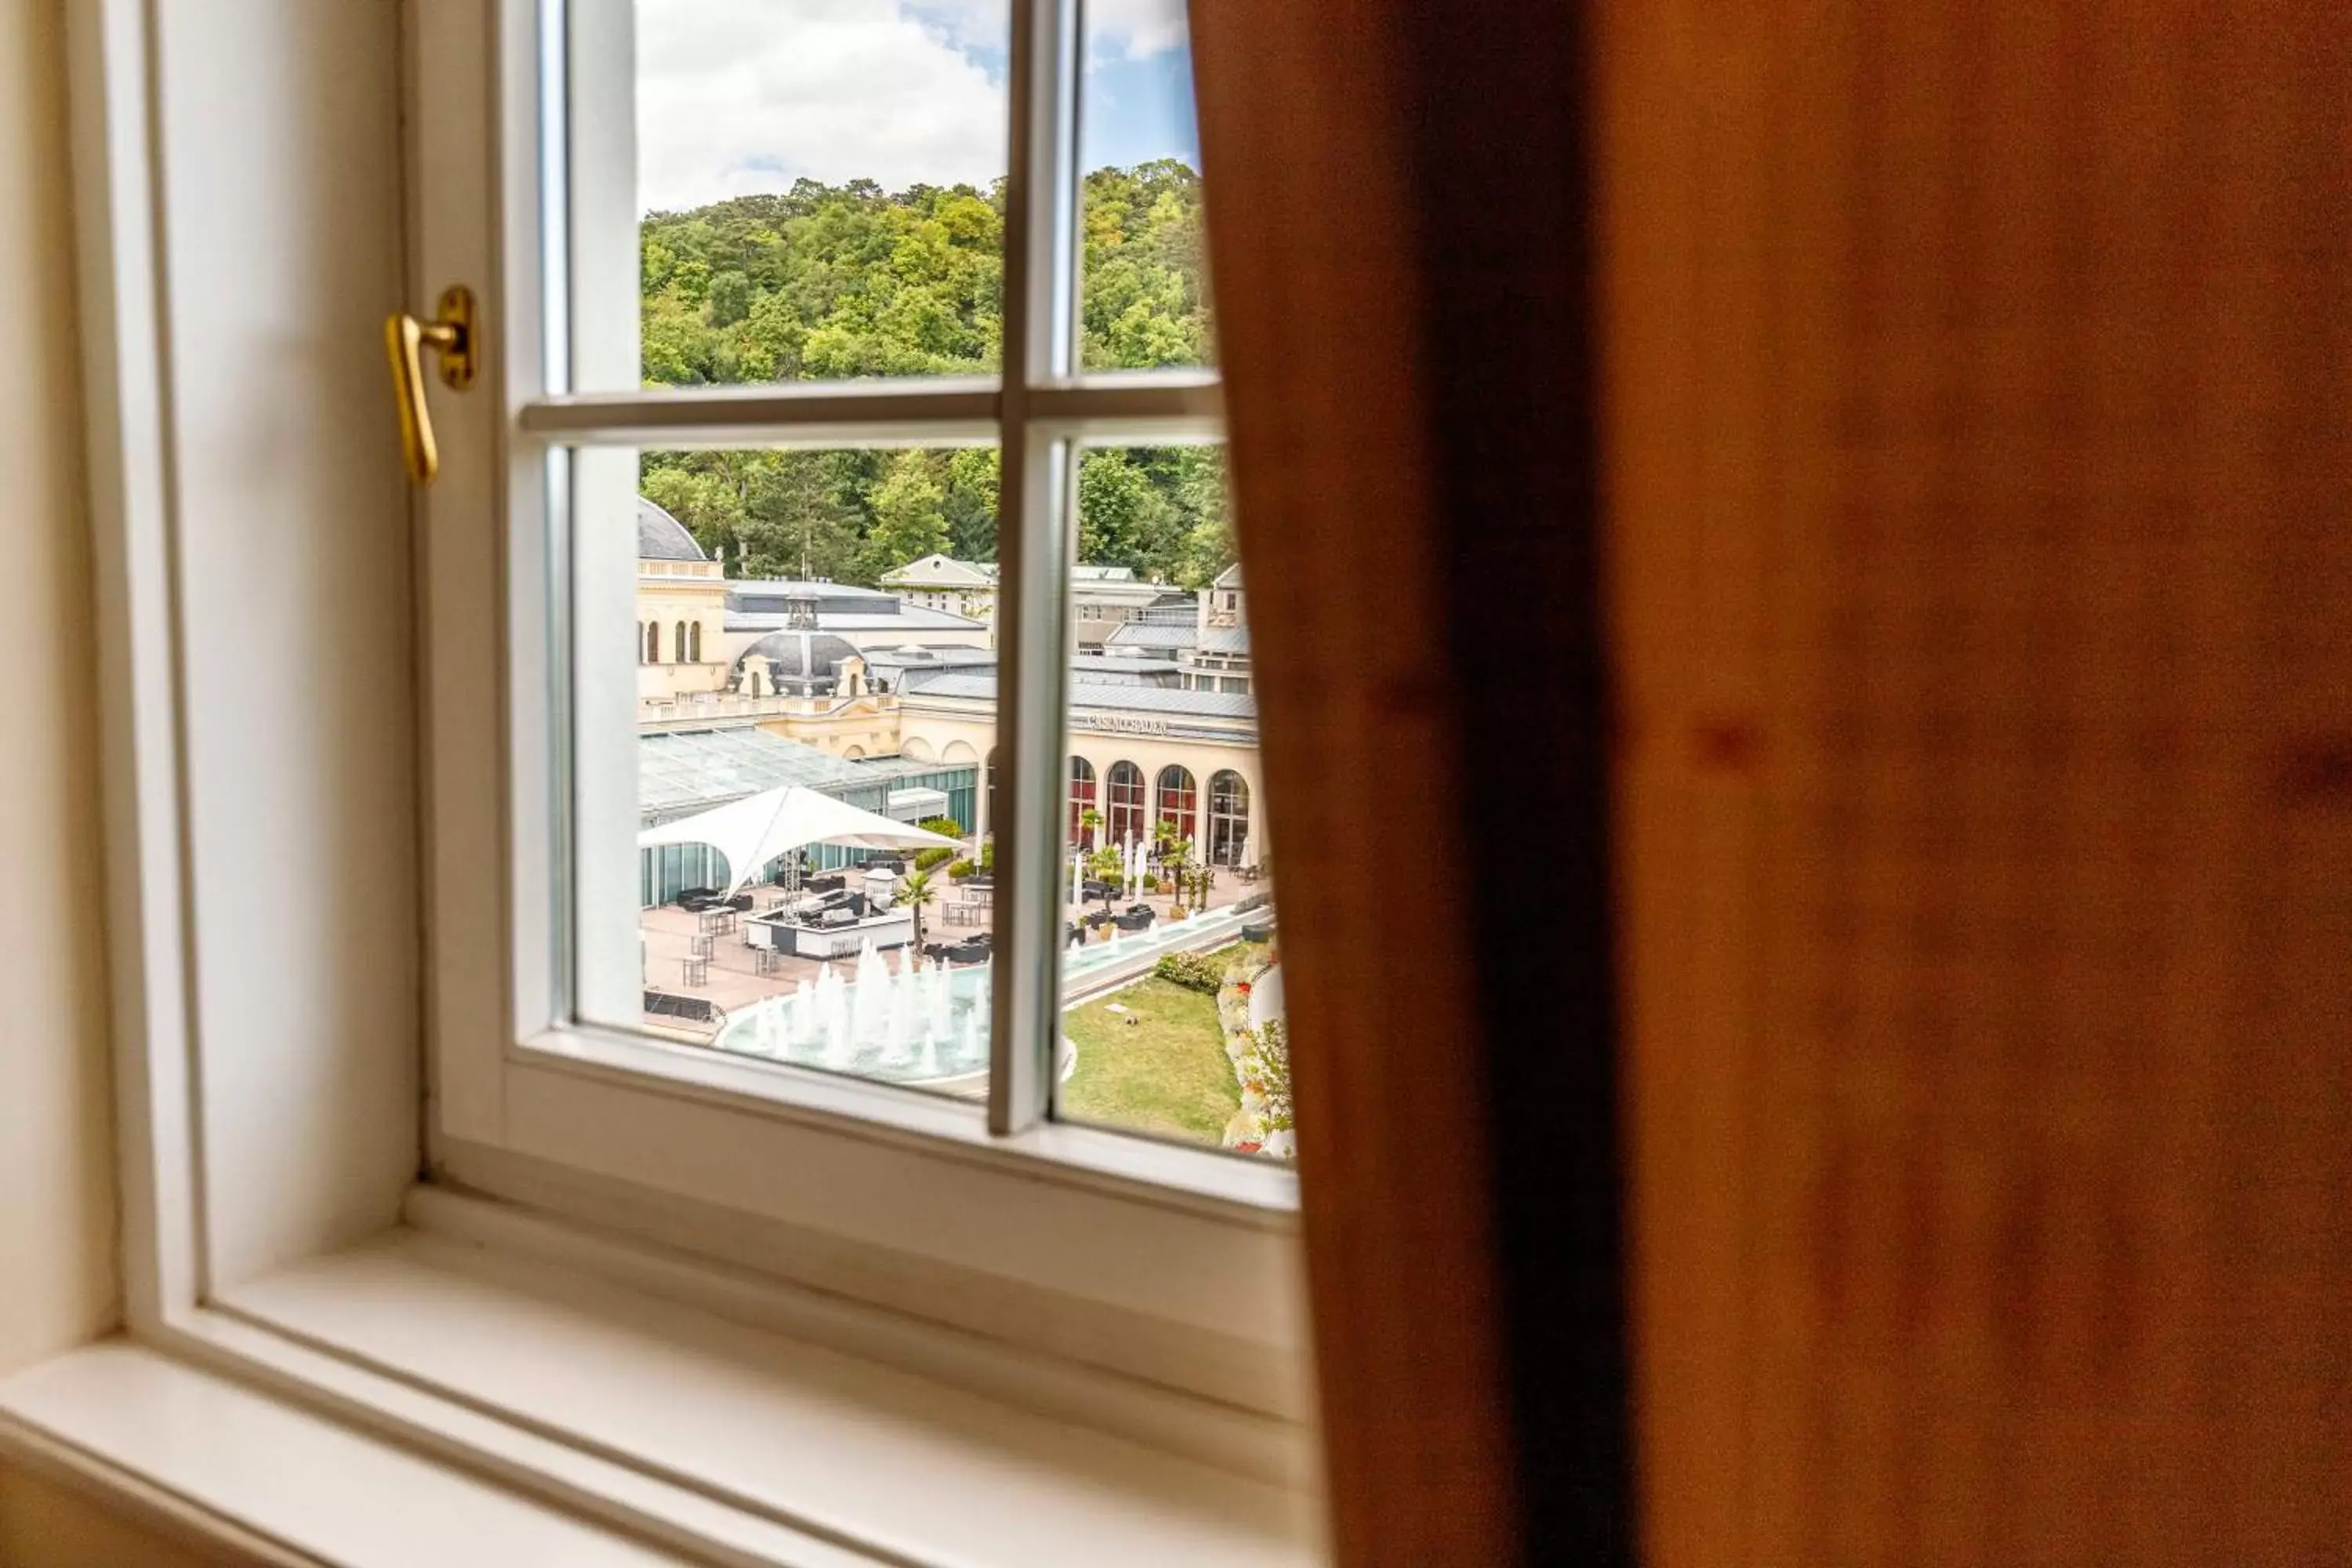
[635,0,1202,214]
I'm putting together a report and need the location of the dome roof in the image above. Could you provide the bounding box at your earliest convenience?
[637,496,706,562]
[733,628,859,692]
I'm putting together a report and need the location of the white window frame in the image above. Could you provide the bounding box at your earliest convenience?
[45,2,1317,1555]
[410,0,1304,1404]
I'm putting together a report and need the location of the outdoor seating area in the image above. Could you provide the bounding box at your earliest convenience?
[637,785,1272,1056]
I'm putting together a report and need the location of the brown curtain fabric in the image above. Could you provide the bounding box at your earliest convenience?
[1602,4,2351,1563]
[1198,2,2347,1565]
[1190,2,1632,1564]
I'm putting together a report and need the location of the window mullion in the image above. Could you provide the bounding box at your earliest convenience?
[989,0,1081,1136]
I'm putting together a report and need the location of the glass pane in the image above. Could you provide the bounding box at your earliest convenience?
[576,445,1004,1100]
[1079,0,1215,369]
[1054,445,1286,1158]
[627,0,1008,385]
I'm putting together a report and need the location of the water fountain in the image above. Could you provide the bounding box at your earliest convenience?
[713,896,1260,1084]
[713,936,996,1084]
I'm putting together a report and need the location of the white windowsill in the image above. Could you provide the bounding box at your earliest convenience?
[517,1019,1303,1224]
[0,1211,1325,1566]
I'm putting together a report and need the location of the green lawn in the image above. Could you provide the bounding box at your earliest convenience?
[1061,976,1240,1145]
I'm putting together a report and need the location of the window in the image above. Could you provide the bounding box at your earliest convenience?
[1209,770,1250,866]
[1067,754,1097,843]
[1105,759,1147,843]
[1154,764,1198,844]
[399,0,1297,1425]
[69,0,1307,1552]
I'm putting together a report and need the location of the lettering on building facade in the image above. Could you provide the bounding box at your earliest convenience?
[1073,713,1172,738]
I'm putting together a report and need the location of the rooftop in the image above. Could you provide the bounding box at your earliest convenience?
[899,669,1259,721]
[1104,622,1200,652]
[637,497,706,563]
[878,554,997,588]
[638,725,960,821]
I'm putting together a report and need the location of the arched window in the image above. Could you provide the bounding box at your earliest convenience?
[646,622,661,663]
[688,620,701,663]
[1105,760,1145,845]
[1067,757,1098,844]
[1154,765,1198,846]
[673,621,687,666]
[1208,771,1250,867]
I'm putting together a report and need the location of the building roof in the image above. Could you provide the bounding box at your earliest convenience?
[1211,561,1243,590]
[727,611,989,638]
[879,554,997,589]
[1066,655,1184,687]
[899,668,1258,721]
[639,725,960,822]
[726,579,895,608]
[859,646,1001,681]
[1072,564,1139,582]
[1103,622,1199,652]
[1196,625,1251,655]
[731,628,860,688]
[637,497,706,562]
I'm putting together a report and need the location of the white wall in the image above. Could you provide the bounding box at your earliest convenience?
[151,0,418,1286]
[0,0,119,1373]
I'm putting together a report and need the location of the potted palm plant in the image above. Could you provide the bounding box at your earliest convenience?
[898,869,935,949]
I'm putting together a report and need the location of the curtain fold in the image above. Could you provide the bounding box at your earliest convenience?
[1189,4,1632,1563]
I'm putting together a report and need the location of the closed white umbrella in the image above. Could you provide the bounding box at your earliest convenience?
[639,786,958,899]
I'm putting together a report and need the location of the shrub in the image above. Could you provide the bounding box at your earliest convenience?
[1142,873,1160,892]
[946,858,975,881]
[979,837,995,872]
[1153,951,1224,993]
[912,845,956,872]
[1240,1018,1293,1134]
[918,815,964,839]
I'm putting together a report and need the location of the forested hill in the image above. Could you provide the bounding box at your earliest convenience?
[637,163,1231,591]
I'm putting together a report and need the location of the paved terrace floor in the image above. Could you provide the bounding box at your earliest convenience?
[638,855,1266,1041]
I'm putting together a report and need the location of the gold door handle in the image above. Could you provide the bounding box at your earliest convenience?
[383,285,477,485]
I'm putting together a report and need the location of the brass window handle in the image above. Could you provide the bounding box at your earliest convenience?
[383,285,477,485]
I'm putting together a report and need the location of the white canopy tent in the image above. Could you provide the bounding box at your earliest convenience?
[637,786,960,899]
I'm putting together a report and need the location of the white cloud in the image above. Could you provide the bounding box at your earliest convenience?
[634,0,1190,212]
[911,0,1188,61]
[1091,0,1189,60]
[637,0,1007,211]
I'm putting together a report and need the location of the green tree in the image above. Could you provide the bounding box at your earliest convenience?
[866,452,950,576]
[1076,448,1171,570]
[705,268,753,327]
[636,167,1229,586]
[941,446,1000,564]
[742,453,862,580]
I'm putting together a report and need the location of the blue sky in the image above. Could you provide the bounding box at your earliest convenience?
[637,0,1198,213]
[1083,45,1200,172]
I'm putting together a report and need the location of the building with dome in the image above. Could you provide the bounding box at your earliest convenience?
[631,496,1267,880]
[634,498,728,704]
[728,601,866,701]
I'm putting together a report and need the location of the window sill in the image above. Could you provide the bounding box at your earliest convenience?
[2,1212,1325,1566]
[516,1020,1302,1224]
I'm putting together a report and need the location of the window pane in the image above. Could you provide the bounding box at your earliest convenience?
[1079,0,1215,370]
[576,446,1003,1100]
[1054,445,1287,1158]
[626,0,1008,385]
